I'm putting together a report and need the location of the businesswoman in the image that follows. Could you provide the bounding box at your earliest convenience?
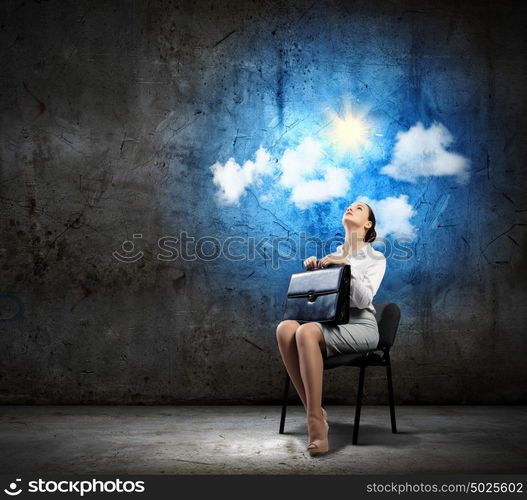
[275,200,387,455]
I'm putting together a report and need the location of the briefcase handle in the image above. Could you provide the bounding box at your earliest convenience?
[300,259,340,272]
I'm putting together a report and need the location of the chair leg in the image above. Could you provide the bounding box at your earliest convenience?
[352,365,366,445]
[386,357,397,433]
[279,373,290,434]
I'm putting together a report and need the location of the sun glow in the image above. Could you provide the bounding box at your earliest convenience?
[327,102,370,152]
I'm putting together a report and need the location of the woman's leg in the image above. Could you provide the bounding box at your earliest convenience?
[276,320,308,409]
[295,323,327,443]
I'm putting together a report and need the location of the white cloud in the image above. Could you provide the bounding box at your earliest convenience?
[279,137,324,188]
[290,167,351,210]
[209,146,274,205]
[278,137,352,209]
[381,122,470,183]
[210,137,352,209]
[358,194,418,240]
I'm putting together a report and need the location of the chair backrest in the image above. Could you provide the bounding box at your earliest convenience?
[373,302,401,350]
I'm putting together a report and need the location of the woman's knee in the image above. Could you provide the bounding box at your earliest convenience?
[295,323,322,347]
[276,320,299,341]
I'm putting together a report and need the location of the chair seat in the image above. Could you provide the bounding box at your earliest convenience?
[324,351,384,369]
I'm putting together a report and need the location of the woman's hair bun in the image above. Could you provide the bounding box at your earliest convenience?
[364,204,377,243]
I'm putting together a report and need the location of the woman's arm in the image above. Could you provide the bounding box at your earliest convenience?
[348,257,387,309]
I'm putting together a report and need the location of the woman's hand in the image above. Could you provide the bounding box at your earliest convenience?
[303,256,318,270]
[318,254,349,268]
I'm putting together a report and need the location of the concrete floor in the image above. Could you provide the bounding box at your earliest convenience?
[1,406,526,474]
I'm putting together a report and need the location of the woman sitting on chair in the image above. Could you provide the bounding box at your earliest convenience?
[275,200,387,455]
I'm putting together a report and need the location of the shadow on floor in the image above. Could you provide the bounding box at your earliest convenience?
[282,420,420,455]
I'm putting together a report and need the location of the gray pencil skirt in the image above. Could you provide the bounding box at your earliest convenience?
[312,307,379,358]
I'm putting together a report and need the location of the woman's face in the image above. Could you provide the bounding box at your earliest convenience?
[342,201,372,232]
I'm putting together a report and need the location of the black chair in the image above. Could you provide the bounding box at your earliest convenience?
[278,302,401,445]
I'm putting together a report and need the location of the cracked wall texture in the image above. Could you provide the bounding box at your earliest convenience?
[1,0,526,403]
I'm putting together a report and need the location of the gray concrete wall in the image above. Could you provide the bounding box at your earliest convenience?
[1,0,526,404]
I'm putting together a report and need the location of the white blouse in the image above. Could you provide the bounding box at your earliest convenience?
[332,242,387,315]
